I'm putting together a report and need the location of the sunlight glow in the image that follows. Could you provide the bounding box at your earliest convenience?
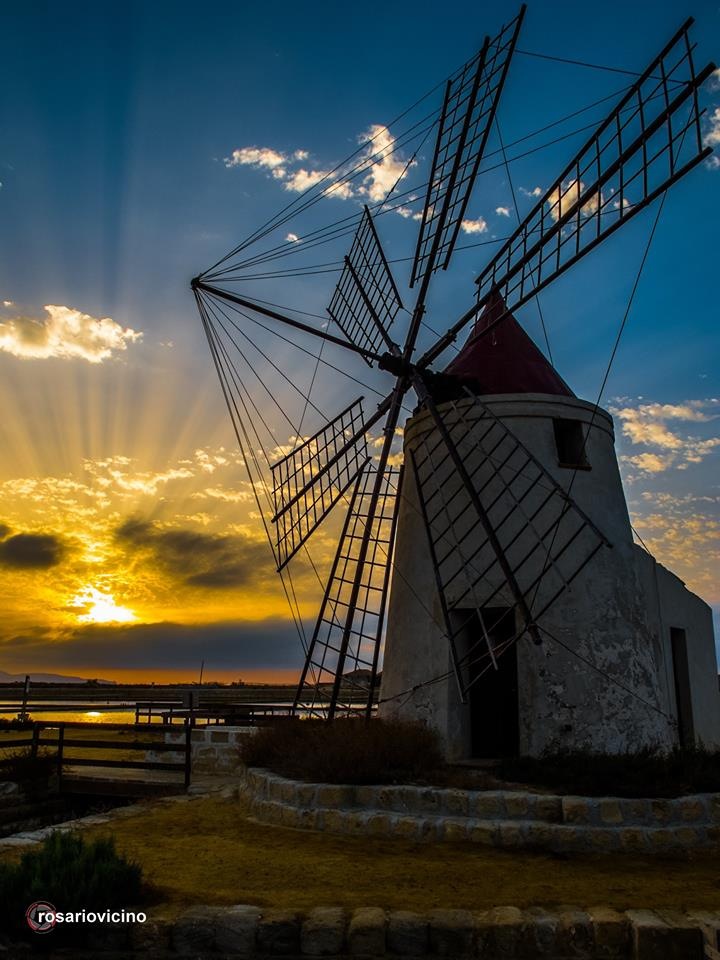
[73,587,137,624]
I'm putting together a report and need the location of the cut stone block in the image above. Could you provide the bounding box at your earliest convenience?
[348,907,386,956]
[301,906,345,956]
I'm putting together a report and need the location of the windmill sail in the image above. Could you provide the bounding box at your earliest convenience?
[327,207,403,363]
[410,390,609,697]
[294,464,401,718]
[271,398,370,569]
[474,19,714,313]
[410,6,525,289]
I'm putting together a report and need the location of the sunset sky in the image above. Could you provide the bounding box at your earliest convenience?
[0,0,718,683]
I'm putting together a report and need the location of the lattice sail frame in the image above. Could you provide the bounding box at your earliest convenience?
[410,7,525,289]
[474,22,713,313]
[327,207,403,364]
[411,390,609,698]
[294,464,401,718]
[271,399,370,569]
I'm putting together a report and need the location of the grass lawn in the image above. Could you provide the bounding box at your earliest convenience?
[3,794,715,915]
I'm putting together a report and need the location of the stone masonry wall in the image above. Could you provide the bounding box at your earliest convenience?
[238,768,720,855]
[130,904,720,959]
[152,725,255,775]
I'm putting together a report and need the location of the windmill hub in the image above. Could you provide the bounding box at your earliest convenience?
[377,353,415,378]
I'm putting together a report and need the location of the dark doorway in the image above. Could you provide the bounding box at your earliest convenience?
[453,606,519,758]
[670,627,695,748]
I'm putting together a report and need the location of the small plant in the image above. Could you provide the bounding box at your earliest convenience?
[0,716,33,730]
[241,717,445,784]
[0,831,143,942]
[497,745,720,798]
[0,747,55,784]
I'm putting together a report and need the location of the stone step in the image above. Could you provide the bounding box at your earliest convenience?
[246,769,720,828]
[247,795,720,853]
[130,903,720,958]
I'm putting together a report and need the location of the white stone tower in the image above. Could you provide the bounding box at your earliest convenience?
[380,295,720,760]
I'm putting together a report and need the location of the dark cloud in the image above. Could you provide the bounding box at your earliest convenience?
[116,517,274,589]
[0,532,64,568]
[0,524,10,540]
[0,618,302,673]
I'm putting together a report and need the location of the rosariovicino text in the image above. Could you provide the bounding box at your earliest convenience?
[37,909,147,924]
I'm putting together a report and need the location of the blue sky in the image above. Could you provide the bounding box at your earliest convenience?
[0,0,718,680]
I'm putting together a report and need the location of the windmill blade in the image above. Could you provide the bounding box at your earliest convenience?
[473,19,715,314]
[294,463,401,718]
[410,6,525,290]
[411,389,609,698]
[271,398,372,569]
[327,206,403,364]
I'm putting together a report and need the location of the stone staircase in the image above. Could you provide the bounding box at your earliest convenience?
[238,768,720,854]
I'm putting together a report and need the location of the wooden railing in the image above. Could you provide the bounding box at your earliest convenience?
[0,721,192,790]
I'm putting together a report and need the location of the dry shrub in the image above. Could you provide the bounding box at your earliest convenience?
[240,717,444,784]
[498,745,720,798]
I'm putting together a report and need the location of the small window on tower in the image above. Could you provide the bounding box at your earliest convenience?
[553,418,590,469]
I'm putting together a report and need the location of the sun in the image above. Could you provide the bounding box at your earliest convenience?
[72,587,137,624]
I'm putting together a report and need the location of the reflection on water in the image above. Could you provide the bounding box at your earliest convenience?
[1,699,302,725]
[1,708,143,724]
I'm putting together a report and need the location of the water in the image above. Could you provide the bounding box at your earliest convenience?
[0,702,150,724]
[0,697,298,724]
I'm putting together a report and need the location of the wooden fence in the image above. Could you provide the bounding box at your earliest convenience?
[0,721,192,791]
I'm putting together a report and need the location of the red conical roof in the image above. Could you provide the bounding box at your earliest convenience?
[443,291,574,397]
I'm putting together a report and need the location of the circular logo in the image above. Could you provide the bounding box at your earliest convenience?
[25,901,57,934]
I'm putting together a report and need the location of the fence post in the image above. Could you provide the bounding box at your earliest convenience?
[56,725,65,786]
[184,723,192,790]
[20,674,30,722]
[31,723,39,759]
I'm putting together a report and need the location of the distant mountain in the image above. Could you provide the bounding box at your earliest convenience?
[0,670,115,685]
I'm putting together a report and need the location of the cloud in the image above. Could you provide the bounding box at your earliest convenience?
[2,300,13,307]
[460,217,488,235]
[629,492,720,604]
[285,233,299,243]
[283,167,327,192]
[194,487,253,504]
[0,532,64,568]
[0,523,10,539]
[224,122,414,213]
[495,206,511,217]
[116,517,274,589]
[520,186,543,198]
[224,146,288,178]
[704,107,720,168]
[0,305,142,363]
[395,205,422,221]
[611,398,720,476]
[355,124,410,203]
[0,618,303,673]
[623,452,675,474]
[546,178,600,223]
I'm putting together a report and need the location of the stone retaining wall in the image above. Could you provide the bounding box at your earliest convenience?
[150,725,253,775]
[238,768,720,854]
[62,904,720,958]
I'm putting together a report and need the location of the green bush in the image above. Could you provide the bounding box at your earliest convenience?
[497,745,720,798]
[240,717,445,784]
[0,831,143,942]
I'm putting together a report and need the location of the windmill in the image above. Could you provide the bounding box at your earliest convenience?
[191,10,716,740]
